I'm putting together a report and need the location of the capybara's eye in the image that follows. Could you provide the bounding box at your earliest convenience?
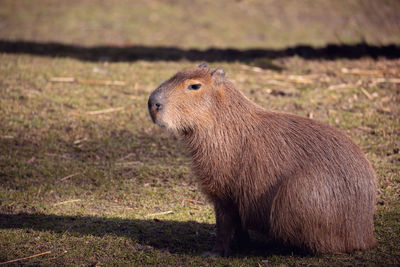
[188,83,202,90]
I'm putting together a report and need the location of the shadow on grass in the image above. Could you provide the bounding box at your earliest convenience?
[1,40,400,64]
[0,212,303,257]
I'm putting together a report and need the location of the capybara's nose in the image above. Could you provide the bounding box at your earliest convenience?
[154,102,163,111]
[148,92,163,111]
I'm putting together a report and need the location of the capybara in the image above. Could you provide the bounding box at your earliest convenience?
[147,63,377,256]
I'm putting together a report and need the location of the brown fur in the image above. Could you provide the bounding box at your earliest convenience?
[148,64,377,256]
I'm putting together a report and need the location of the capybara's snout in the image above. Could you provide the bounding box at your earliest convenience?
[148,89,164,123]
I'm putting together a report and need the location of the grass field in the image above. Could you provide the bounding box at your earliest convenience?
[0,0,399,266]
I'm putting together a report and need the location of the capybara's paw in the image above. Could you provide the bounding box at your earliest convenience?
[234,230,250,248]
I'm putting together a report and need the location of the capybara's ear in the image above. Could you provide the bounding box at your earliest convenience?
[198,62,208,69]
[211,68,225,87]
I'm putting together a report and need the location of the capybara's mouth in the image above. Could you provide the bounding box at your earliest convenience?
[148,107,157,124]
[148,102,166,128]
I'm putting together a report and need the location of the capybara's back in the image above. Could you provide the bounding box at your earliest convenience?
[148,64,377,256]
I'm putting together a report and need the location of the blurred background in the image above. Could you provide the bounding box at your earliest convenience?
[1,0,400,58]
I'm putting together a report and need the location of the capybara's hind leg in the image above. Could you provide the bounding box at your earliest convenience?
[271,173,376,253]
[269,174,352,254]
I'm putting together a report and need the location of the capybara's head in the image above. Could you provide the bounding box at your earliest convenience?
[148,63,226,133]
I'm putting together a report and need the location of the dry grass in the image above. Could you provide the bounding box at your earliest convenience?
[0,0,399,266]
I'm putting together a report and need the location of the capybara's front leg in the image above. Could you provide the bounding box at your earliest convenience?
[203,200,236,257]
